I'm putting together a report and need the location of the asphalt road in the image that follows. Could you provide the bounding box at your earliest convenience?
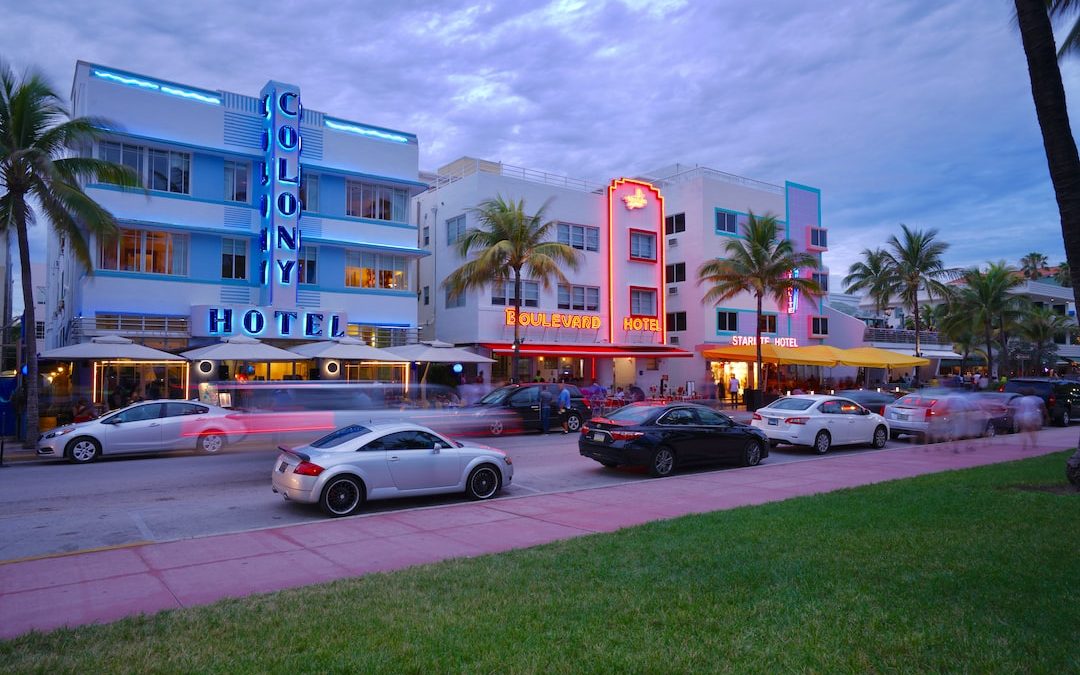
[0,431,899,562]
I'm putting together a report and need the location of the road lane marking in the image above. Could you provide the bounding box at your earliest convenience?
[130,512,156,541]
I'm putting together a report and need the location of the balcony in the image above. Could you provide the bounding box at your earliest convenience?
[70,314,191,342]
[863,327,951,346]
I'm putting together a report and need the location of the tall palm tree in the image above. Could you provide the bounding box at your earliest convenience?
[1013,0,1080,302]
[1018,305,1073,373]
[443,196,581,382]
[0,61,138,443]
[1019,251,1049,279]
[883,224,950,359]
[697,211,822,390]
[952,262,1025,378]
[1055,260,1072,286]
[842,247,897,319]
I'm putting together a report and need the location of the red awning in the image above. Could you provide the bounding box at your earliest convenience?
[479,343,693,358]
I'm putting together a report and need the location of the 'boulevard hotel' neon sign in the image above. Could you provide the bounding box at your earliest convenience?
[193,82,346,339]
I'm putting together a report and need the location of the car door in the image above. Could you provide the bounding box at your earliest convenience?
[384,430,462,491]
[839,400,873,444]
[159,402,209,450]
[694,407,743,462]
[102,403,164,454]
[656,408,701,462]
[817,400,850,444]
[507,387,540,429]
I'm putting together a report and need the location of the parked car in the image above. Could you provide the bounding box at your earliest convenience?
[578,402,768,477]
[37,400,247,463]
[468,383,592,435]
[883,392,993,442]
[751,395,890,454]
[837,389,902,416]
[971,391,1022,433]
[1002,377,1080,426]
[271,423,513,516]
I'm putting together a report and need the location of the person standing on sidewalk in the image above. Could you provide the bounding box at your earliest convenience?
[539,383,553,434]
[728,374,740,407]
[557,382,572,434]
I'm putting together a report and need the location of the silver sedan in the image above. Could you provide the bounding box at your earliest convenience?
[271,422,514,517]
[37,400,247,463]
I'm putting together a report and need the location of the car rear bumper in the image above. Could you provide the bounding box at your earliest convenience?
[271,470,317,504]
[578,439,651,466]
[749,422,814,446]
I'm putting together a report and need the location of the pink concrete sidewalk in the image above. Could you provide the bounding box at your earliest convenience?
[1,428,1075,640]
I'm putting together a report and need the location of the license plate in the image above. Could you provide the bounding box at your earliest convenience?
[278,461,288,473]
[591,432,605,441]
[767,418,778,426]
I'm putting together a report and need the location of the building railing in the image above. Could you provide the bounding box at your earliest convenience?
[428,157,603,193]
[69,314,191,342]
[645,164,785,195]
[863,327,951,346]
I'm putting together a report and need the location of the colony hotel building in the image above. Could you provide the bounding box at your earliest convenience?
[416,159,865,393]
[46,62,426,381]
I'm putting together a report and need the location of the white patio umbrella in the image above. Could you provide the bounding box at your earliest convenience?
[384,341,494,392]
[289,337,401,361]
[39,335,185,361]
[180,335,302,361]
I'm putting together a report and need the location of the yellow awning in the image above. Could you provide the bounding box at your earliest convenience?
[702,344,930,368]
[833,347,930,368]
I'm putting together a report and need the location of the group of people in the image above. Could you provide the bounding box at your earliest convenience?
[536,380,575,434]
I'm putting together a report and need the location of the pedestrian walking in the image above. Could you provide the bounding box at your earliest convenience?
[539,383,554,434]
[1014,390,1045,451]
[557,383,572,434]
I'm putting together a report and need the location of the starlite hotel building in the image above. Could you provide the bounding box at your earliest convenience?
[46,63,426,390]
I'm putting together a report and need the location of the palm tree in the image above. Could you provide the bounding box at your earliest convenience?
[1013,1,1080,301]
[1055,260,1072,286]
[842,248,897,319]
[883,224,950,359]
[1019,251,1049,279]
[0,61,138,443]
[951,262,1025,378]
[1018,305,1074,373]
[697,211,822,390]
[443,196,581,382]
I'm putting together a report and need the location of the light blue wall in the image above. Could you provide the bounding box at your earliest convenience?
[193,154,223,202]
[190,232,223,281]
[319,175,346,218]
[319,246,345,288]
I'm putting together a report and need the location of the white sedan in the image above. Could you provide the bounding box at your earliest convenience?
[272,422,514,517]
[750,395,890,454]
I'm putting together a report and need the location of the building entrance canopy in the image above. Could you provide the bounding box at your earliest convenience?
[701,344,930,368]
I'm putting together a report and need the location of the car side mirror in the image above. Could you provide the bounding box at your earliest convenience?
[861,409,871,415]
[434,442,448,451]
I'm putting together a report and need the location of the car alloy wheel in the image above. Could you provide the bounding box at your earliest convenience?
[489,419,503,436]
[67,437,100,464]
[649,447,675,477]
[198,432,224,454]
[743,440,762,467]
[565,414,582,432]
[872,425,888,449]
[320,476,363,517]
[983,422,996,438]
[1062,411,1071,427]
[814,430,831,454]
[466,465,500,500]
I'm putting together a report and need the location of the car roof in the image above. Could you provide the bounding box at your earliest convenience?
[778,394,848,401]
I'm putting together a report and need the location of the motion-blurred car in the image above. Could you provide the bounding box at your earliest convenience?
[971,391,1022,433]
[884,392,993,442]
[271,423,513,516]
[837,389,901,416]
[37,400,246,463]
[1002,377,1080,426]
[750,395,890,454]
[579,402,768,476]
[469,383,593,435]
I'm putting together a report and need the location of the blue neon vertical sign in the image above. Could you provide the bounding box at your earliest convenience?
[259,81,302,308]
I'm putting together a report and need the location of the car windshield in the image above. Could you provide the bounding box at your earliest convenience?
[310,425,372,448]
[604,404,658,424]
[765,398,815,411]
[478,388,511,405]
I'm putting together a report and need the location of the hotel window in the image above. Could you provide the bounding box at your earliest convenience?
[629,232,656,261]
[666,311,687,332]
[716,211,738,234]
[99,228,188,276]
[446,215,466,244]
[423,286,430,306]
[810,228,828,248]
[300,174,319,211]
[445,288,466,309]
[665,262,686,284]
[717,311,738,332]
[759,314,777,333]
[223,160,249,203]
[99,142,189,194]
[345,180,408,222]
[811,317,829,336]
[492,280,539,308]
[557,223,599,252]
[422,226,430,247]
[630,288,657,316]
[221,238,248,280]
[298,246,317,285]
[812,272,829,292]
[558,284,600,311]
[665,213,685,235]
[345,252,408,290]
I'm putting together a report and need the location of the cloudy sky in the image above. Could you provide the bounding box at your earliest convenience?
[7,0,1080,288]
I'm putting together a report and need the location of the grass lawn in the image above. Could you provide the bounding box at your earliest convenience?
[3,452,1079,672]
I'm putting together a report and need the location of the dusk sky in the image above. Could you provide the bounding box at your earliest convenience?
[7,0,1080,288]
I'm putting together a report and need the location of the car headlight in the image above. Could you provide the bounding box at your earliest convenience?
[44,427,77,439]
[502,455,513,465]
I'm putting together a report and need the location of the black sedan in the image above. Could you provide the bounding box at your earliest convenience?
[579,403,769,477]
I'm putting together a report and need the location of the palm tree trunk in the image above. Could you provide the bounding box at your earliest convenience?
[998,315,1010,377]
[1014,0,1080,311]
[985,321,995,379]
[753,292,762,391]
[16,218,38,446]
[913,298,922,358]
[511,269,522,383]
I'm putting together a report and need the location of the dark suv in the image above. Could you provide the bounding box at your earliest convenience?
[1003,377,1080,425]
[471,383,593,435]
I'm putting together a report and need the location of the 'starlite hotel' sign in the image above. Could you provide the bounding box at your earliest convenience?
[731,335,799,347]
[504,308,602,330]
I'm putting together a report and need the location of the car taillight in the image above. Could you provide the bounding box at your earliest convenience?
[581,425,590,435]
[784,417,809,425]
[925,408,936,419]
[1048,395,1056,408]
[293,461,324,476]
[752,413,762,420]
[610,430,645,441]
[878,406,886,415]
